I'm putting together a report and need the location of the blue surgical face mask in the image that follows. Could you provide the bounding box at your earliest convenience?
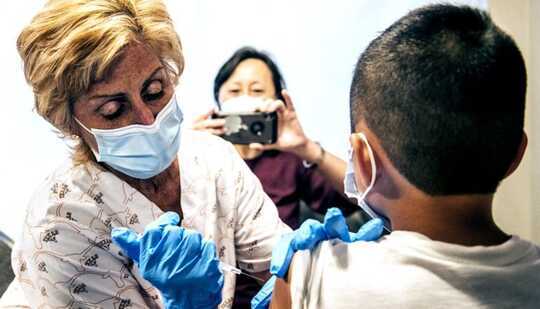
[344,133,391,231]
[75,94,183,179]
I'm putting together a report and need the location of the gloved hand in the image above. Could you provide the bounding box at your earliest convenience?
[251,208,384,309]
[111,212,224,309]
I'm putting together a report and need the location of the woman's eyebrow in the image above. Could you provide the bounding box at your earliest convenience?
[88,66,165,101]
[141,66,165,90]
[227,81,242,86]
[88,92,124,101]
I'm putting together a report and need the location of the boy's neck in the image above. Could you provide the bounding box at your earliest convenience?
[389,194,511,246]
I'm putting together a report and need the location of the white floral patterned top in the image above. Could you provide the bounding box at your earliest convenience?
[9,130,290,308]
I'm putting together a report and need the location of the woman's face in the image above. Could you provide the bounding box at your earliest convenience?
[73,42,174,152]
[218,58,277,104]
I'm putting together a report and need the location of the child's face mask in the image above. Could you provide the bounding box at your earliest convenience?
[344,133,391,232]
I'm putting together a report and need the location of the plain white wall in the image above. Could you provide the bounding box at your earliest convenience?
[0,0,487,238]
[0,2,71,239]
[531,0,540,244]
[170,0,486,158]
[489,0,540,244]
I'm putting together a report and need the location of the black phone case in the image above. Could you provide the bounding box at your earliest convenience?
[212,112,278,145]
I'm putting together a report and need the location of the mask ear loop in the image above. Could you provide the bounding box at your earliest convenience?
[356,133,392,232]
[356,132,377,201]
[73,117,102,160]
[74,117,93,134]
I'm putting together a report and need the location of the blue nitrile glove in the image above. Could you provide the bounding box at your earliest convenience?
[323,207,384,242]
[111,212,224,309]
[251,208,384,309]
[251,275,277,309]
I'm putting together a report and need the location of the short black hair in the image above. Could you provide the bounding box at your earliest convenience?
[350,4,527,195]
[213,46,286,107]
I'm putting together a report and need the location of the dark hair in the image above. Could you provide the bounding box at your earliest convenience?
[213,46,286,107]
[350,4,526,195]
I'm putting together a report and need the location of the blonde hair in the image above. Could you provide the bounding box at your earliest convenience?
[17,0,183,163]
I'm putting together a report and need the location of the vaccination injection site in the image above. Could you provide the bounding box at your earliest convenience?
[1,0,539,308]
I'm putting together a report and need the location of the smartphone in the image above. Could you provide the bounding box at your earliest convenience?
[212,111,278,145]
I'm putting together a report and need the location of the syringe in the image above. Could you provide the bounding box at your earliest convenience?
[219,261,266,283]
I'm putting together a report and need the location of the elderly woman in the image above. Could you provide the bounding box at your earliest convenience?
[9,0,291,307]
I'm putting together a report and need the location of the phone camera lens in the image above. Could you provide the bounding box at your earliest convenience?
[250,121,265,136]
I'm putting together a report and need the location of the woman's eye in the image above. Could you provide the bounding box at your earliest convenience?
[99,101,124,120]
[143,80,164,101]
[228,89,240,94]
[252,89,264,93]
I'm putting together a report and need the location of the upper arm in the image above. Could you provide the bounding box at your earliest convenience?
[270,277,292,309]
[269,264,295,309]
[272,246,319,309]
[270,250,299,309]
[13,218,159,308]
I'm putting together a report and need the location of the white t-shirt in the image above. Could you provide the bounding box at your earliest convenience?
[6,130,290,308]
[290,231,540,309]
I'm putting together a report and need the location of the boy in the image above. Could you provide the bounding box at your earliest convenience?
[272,4,540,308]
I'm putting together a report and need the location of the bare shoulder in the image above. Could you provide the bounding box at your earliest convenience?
[270,276,292,309]
[269,253,301,309]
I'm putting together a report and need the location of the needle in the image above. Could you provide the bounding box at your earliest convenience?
[219,261,266,283]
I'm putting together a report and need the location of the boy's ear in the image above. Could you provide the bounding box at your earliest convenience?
[350,133,376,191]
[505,132,528,178]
